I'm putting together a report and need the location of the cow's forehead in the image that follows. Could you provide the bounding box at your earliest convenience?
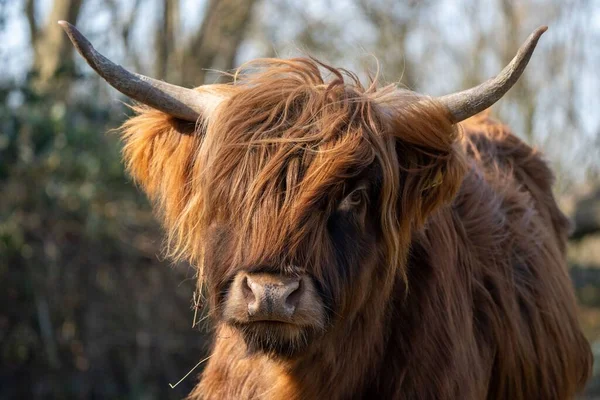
[205,130,373,209]
[202,82,379,199]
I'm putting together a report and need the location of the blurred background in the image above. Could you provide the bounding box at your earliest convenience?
[0,0,599,398]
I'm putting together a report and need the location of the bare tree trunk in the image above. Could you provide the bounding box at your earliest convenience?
[30,0,84,95]
[357,0,420,90]
[180,0,258,87]
[499,0,536,141]
[155,0,179,81]
[24,0,37,47]
[105,0,144,73]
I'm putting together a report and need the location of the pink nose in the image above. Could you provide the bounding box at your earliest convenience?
[242,273,302,321]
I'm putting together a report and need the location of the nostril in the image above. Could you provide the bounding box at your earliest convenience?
[285,279,303,311]
[243,276,260,317]
[242,276,254,301]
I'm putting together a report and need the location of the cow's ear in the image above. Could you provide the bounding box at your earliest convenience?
[119,106,202,201]
[116,105,222,245]
[384,97,467,227]
[396,138,466,228]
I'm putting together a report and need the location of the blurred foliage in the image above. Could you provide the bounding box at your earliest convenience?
[0,74,208,399]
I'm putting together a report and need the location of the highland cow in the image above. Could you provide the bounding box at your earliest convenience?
[60,22,591,399]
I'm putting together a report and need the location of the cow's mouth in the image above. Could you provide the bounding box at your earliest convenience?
[230,320,318,357]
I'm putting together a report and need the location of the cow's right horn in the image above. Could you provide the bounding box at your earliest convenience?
[437,26,547,123]
[58,21,224,123]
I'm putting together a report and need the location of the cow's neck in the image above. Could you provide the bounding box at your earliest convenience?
[284,276,396,399]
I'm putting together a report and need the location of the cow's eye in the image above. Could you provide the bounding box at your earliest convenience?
[338,187,367,211]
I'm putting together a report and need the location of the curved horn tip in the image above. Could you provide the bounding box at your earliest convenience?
[57,20,74,33]
[57,20,87,50]
[530,25,548,42]
[439,25,549,123]
[56,19,216,122]
[57,20,100,74]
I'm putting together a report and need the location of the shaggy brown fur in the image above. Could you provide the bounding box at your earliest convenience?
[118,58,591,399]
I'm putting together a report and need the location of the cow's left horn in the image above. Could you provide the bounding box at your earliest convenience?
[438,26,547,123]
[58,21,223,122]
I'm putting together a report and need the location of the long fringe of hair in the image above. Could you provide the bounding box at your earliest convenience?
[118,57,463,290]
